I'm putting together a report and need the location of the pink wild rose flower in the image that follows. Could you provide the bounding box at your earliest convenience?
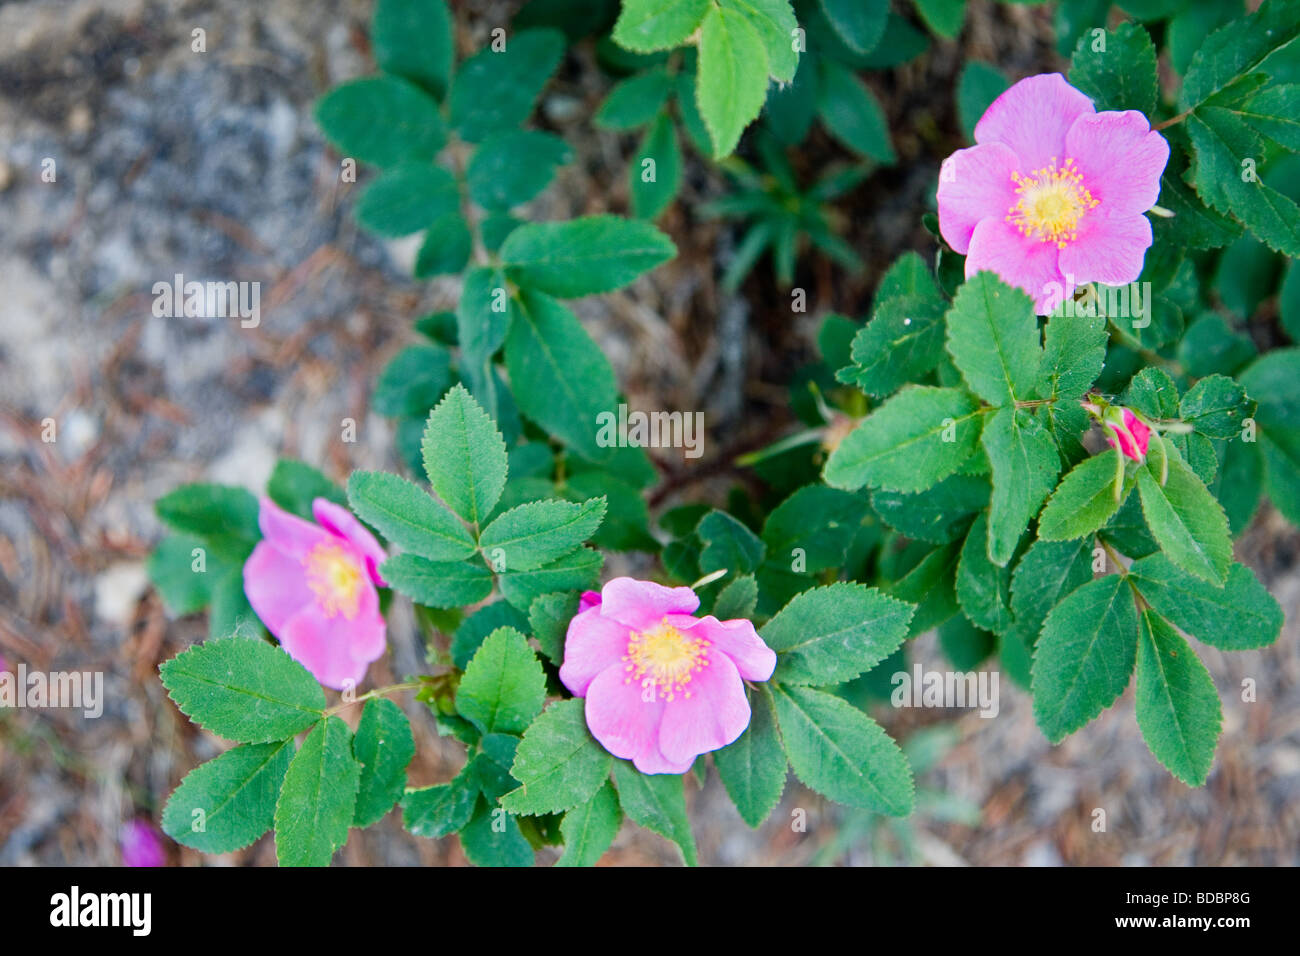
[1105,406,1152,462]
[560,577,777,774]
[243,497,388,690]
[121,818,166,867]
[937,72,1169,314]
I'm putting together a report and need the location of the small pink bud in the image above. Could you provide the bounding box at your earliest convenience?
[1105,407,1151,462]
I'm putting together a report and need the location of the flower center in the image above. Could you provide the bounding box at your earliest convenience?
[304,542,363,619]
[623,618,710,702]
[1005,157,1098,249]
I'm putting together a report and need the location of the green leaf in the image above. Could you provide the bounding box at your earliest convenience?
[713,574,758,620]
[870,474,988,544]
[274,717,361,866]
[1187,106,1300,257]
[1031,574,1139,743]
[1068,20,1158,115]
[945,271,1042,405]
[890,542,961,636]
[762,484,873,566]
[459,795,535,866]
[1009,536,1093,647]
[1239,349,1300,525]
[956,61,1008,141]
[1038,451,1132,541]
[207,570,262,640]
[818,0,888,55]
[500,699,613,815]
[714,686,786,827]
[160,639,326,744]
[480,497,606,572]
[772,683,914,815]
[1135,610,1223,786]
[155,483,259,561]
[914,0,966,39]
[355,163,459,237]
[503,288,618,461]
[162,739,294,853]
[982,407,1060,566]
[314,77,446,167]
[402,766,478,838]
[596,69,675,130]
[762,582,913,685]
[631,112,683,220]
[1039,310,1107,400]
[1179,374,1256,439]
[612,0,711,52]
[352,699,416,827]
[696,2,771,158]
[823,386,982,492]
[527,591,579,665]
[501,215,676,297]
[1155,164,1243,250]
[414,212,473,277]
[1123,366,1181,421]
[1129,553,1283,651]
[954,512,1013,634]
[372,344,452,418]
[448,28,566,142]
[498,547,604,610]
[1236,84,1300,152]
[372,0,454,99]
[611,760,698,866]
[148,535,217,616]
[727,0,799,83]
[346,471,476,562]
[381,553,495,608]
[557,780,623,866]
[267,459,347,520]
[420,383,508,527]
[457,627,548,736]
[816,59,895,163]
[840,294,947,397]
[1135,450,1232,585]
[696,509,766,575]
[467,131,572,211]
[1180,0,1300,110]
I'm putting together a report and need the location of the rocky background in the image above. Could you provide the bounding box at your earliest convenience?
[0,0,1296,865]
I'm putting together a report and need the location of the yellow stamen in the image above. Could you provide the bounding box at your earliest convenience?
[304,542,364,619]
[1005,157,1099,249]
[623,618,710,702]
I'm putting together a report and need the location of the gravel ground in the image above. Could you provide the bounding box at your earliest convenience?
[0,0,1296,866]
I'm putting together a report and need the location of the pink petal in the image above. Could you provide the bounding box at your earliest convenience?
[1058,213,1152,288]
[975,73,1095,174]
[598,577,699,630]
[583,664,691,773]
[578,590,602,613]
[1065,111,1169,217]
[965,217,1072,315]
[313,498,388,586]
[657,652,751,765]
[669,614,776,682]
[278,603,386,690]
[559,608,632,697]
[242,541,315,634]
[258,497,329,560]
[936,142,1021,255]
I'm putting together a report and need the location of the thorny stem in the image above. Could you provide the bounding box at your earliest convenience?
[324,680,423,717]
[1099,537,1129,575]
[1153,109,1192,131]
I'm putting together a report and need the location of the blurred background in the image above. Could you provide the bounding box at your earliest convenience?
[0,0,1297,865]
